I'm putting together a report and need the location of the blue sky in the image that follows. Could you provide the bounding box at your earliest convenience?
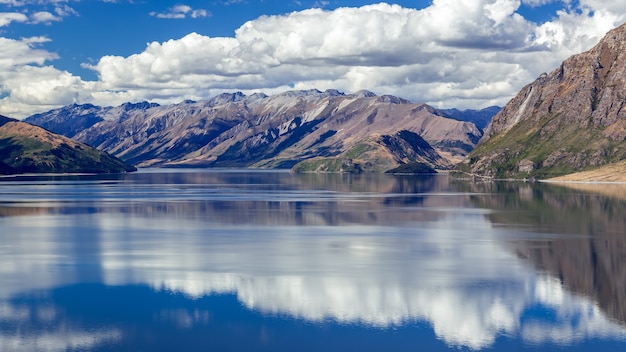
[1,0,625,117]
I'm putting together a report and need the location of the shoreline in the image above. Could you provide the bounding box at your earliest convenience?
[540,179,626,185]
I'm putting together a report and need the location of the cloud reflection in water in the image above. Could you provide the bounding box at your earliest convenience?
[0,171,625,350]
[0,302,121,352]
[2,211,617,350]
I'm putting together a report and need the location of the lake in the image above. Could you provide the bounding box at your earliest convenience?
[0,168,625,351]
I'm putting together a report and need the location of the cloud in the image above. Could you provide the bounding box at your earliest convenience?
[149,4,211,19]
[85,1,623,109]
[312,1,329,8]
[0,0,73,6]
[0,37,90,116]
[0,1,78,24]
[30,10,61,23]
[521,0,556,6]
[2,0,626,118]
[579,0,626,13]
[88,2,535,97]
[0,0,25,5]
[0,36,56,68]
[0,12,27,26]
[54,4,78,17]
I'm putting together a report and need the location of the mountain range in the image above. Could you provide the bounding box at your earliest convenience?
[464,22,626,179]
[10,22,626,178]
[21,22,626,179]
[25,90,495,173]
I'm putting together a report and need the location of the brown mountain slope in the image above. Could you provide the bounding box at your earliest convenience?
[463,22,626,179]
[30,90,483,172]
[0,115,135,175]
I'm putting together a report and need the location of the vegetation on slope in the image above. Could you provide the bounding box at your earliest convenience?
[385,162,437,174]
[463,23,626,180]
[0,116,136,175]
[463,111,625,179]
[292,130,443,173]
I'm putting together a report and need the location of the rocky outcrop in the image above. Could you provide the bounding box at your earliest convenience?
[464,22,626,179]
[0,115,136,175]
[26,90,485,172]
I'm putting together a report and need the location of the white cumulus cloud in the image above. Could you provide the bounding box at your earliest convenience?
[1,0,626,118]
[30,10,61,23]
[0,37,91,116]
[0,12,27,26]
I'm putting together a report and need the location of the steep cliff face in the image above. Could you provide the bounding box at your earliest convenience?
[465,22,626,179]
[27,90,484,172]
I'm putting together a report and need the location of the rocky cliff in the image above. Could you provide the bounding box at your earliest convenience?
[26,90,485,172]
[464,22,626,179]
[0,115,136,175]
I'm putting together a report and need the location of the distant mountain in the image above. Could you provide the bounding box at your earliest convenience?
[0,115,136,175]
[437,106,501,131]
[463,22,626,179]
[26,89,483,173]
[25,101,161,138]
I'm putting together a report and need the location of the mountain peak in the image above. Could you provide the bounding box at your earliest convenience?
[208,92,247,106]
[249,92,269,100]
[377,95,410,104]
[352,90,377,98]
[121,101,160,111]
[322,89,345,96]
[597,21,626,47]
[465,22,626,179]
[0,115,16,128]
[275,89,347,99]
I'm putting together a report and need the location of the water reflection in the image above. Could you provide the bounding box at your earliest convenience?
[0,170,625,351]
[459,181,626,325]
[0,300,121,352]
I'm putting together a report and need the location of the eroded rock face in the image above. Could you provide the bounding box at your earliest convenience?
[466,23,626,179]
[26,90,485,172]
[517,159,535,173]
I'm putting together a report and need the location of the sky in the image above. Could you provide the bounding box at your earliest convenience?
[0,0,625,118]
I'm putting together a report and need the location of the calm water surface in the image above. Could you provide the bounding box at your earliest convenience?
[0,169,625,351]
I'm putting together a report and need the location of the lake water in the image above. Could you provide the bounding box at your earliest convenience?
[0,169,625,351]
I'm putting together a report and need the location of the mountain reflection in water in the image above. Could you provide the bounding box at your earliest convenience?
[0,169,625,351]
